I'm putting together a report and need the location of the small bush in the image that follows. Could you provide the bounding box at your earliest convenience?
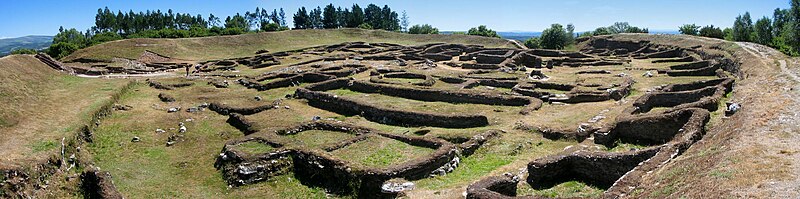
[47,42,79,59]
[524,37,541,49]
[10,48,38,55]
[408,24,439,34]
[467,25,500,38]
[699,25,725,39]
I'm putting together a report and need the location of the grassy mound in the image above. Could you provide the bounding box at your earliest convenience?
[0,55,128,168]
[64,28,517,62]
[0,55,60,127]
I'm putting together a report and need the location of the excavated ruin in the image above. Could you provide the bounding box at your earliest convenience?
[465,35,738,198]
[26,34,748,198]
[213,121,484,197]
[293,78,490,127]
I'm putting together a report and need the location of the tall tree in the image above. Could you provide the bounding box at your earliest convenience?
[540,24,569,50]
[322,4,338,28]
[565,23,575,44]
[244,11,257,31]
[270,9,279,25]
[337,7,349,29]
[225,13,248,30]
[789,0,800,53]
[400,10,409,32]
[753,17,773,45]
[732,12,754,42]
[309,7,323,29]
[348,4,365,28]
[293,7,309,29]
[279,8,287,27]
[208,13,221,27]
[380,5,399,31]
[773,8,789,37]
[364,4,382,29]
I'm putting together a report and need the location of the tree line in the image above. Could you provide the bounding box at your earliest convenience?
[292,4,403,31]
[43,4,410,59]
[679,0,799,56]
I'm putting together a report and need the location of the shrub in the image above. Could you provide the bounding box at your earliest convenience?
[699,25,725,39]
[10,48,38,55]
[679,24,700,35]
[523,37,541,49]
[408,24,439,34]
[221,27,246,35]
[89,31,123,45]
[467,25,500,38]
[47,42,79,59]
[358,23,373,29]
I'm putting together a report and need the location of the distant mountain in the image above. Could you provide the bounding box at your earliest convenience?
[441,31,542,41]
[648,30,681,35]
[0,35,53,56]
[441,30,680,41]
[497,32,542,41]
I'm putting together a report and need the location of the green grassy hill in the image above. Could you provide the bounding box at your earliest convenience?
[63,28,517,62]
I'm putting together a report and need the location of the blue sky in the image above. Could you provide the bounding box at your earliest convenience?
[0,0,791,38]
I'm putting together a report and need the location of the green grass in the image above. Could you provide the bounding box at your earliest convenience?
[518,181,604,198]
[284,130,357,149]
[249,174,330,199]
[415,153,512,189]
[649,184,677,198]
[87,83,337,198]
[29,140,58,153]
[232,141,276,154]
[0,118,9,128]
[707,169,733,179]
[330,136,434,168]
[415,134,573,190]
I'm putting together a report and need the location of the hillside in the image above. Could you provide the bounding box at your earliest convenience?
[64,28,517,62]
[0,35,53,56]
[0,54,127,169]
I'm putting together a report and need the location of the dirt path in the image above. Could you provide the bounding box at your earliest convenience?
[738,42,800,82]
